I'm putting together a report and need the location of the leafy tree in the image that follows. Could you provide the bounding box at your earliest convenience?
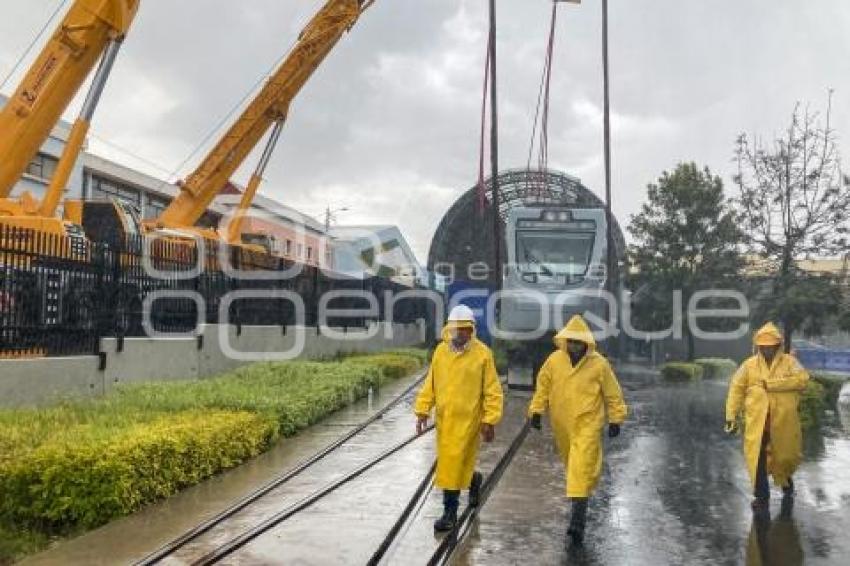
[734,95,850,349]
[628,163,745,360]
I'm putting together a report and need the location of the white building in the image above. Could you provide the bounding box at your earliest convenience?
[330,225,424,287]
[81,153,224,226]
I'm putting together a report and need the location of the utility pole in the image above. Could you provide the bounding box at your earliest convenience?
[602,0,616,352]
[324,206,349,233]
[489,0,501,289]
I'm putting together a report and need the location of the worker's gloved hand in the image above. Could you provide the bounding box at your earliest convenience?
[481,423,495,443]
[608,423,621,438]
[416,415,429,436]
[530,413,542,430]
[725,420,739,435]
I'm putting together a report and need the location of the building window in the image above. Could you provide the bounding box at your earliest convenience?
[197,211,220,229]
[26,153,58,181]
[307,246,313,261]
[285,239,293,256]
[90,174,142,209]
[297,243,303,259]
[144,195,170,220]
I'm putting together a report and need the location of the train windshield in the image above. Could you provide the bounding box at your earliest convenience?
[516,231,594,281]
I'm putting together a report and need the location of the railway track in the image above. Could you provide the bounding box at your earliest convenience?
[134,372,531,565]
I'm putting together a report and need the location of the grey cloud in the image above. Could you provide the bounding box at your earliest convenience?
[1,0,849,261]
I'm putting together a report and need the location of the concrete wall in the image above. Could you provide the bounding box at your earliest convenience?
[0,322,426,408]
[0,356,103,407]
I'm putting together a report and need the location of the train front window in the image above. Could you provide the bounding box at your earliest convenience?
[516,231,594,282]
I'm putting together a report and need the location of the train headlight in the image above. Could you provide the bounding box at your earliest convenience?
[542,211,558,222]
[558,211,570,221]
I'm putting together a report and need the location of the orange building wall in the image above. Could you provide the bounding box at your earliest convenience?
[240,216,332,268]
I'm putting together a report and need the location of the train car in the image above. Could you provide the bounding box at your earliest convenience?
[500,205,610,388]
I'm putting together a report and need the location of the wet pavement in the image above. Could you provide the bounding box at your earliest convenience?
[21,368,850,565]
[453,369,850,566]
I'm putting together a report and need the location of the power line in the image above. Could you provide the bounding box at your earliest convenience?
[0,0,69,92]
[86,131,177,177]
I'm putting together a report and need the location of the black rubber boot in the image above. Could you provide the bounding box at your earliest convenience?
[567,498,588,547]
[782,477,795,498]
[751,496,770,516]
[433,507,457,533]
[469,471,483,507]
[435,490,459,533]
[752,433,770,514]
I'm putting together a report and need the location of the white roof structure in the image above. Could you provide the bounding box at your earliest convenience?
[330,224,424,286]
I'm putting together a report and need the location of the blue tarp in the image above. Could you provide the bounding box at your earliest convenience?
[796,348,850,373]
[446,281,495,346]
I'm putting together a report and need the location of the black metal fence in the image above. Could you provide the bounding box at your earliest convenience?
[0,225,437,358]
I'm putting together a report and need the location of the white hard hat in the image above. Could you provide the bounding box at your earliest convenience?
[447,305,476,324]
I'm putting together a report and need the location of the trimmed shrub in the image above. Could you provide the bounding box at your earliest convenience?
[0,349,427,561]
[493,349,508,376]
[661,362,704,381]
[0,411,276,532]
[694,358,738,380]
[799,380,827,430]
[346,353,424,380]
[810,372,848,409]
[0,526,46,566]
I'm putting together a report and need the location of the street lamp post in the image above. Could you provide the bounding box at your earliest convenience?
[324,206,349,233]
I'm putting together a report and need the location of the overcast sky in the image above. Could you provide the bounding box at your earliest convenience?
[1,0,849,261]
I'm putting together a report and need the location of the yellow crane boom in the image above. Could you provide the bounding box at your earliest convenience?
[155,0,370,231]
[0,0,140,205]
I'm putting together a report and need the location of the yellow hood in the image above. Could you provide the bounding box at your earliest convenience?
[753,322,783,347]
[441,322,476,343]
[554,315,597,351]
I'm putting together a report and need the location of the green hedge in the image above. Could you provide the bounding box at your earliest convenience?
[346,353,424,380]
[694,358,738,380]
[0,350,426,562]
[798,372,849,429]
[491,342,509,376]
[810,372,848,408]
[799,380,827,430]
[661,362,704,381]
[106,358,421,437]
[0,411,275,532]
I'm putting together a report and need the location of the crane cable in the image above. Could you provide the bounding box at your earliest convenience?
[525,3,559,196]
[0,0,70,92]
[475,22,493,215]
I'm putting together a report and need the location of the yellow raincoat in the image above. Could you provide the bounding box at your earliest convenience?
[528,316,628,498]
[414,329,503,490]
[726,323,809,489]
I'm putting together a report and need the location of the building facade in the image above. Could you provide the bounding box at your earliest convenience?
[214,184,332,269]
[1,94,85,204]
[330,225,424,287]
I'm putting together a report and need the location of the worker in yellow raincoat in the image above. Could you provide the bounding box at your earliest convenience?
[726,322,809,512]
[527,315,628,546]
[414,305,503,532]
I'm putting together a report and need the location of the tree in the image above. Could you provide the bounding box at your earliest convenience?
[735,95,850,349]
[628,162,745,360]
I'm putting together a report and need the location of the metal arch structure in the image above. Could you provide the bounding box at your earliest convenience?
[427,168,626,286]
